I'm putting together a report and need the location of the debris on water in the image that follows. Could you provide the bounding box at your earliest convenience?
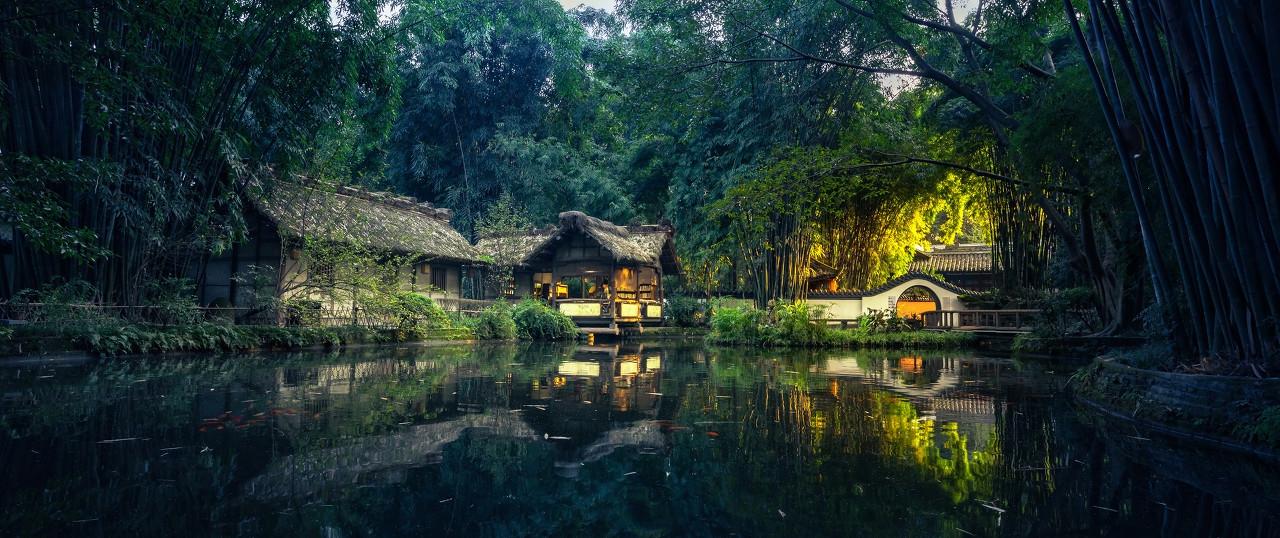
[784,370,799,374]
[71,518,99,523]
[623,471,637,476]
[694,421,735,425]
[646,392,663,396]
[1092,505,1119,512]
[1127,435,1151,441]
[777,509,786,518]
[547,436,571,440]
[398,421,411,425]
[715,395,731,399]
[706,431,720,438]
[439,498,454,503]
[200,446,211,453]
[980,503,1006,513]
[956,528,976,536]
[159,447,184,452]
[380,397,389,401]
[97,437,142,444]
[37,375,54,379]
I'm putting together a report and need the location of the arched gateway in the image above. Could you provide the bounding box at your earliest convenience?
[805,272,974,322]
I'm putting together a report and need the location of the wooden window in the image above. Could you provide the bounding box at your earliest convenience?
[532,272,552,299]
[430,266,448,291]
[560,275,601,299]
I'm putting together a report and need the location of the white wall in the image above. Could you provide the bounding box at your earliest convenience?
[809,278,966,320]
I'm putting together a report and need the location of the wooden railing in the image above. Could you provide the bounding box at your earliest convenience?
[921,309,1040,332]
[433,298,495,315]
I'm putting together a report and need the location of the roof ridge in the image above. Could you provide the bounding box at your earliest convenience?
[807,272,976,298]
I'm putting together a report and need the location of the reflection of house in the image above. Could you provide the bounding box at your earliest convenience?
[475,211,679,330]
[817,354,1002,451]
[908,243,994,290]
[537,343,664,417]
[194,181,481,314]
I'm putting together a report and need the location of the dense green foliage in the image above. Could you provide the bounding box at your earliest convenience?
[511,299,577,340]
[4,0,1276,370]
[1,322,473,357]
[709,303,975,349]
[466,303,518,340]
[664,295,710,328]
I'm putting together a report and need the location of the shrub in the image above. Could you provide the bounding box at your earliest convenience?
[708,306,768,344]
[512,299,576,340]
[283,299,324,326]
[391,293,452,330]
[11,278,114,325]
[469,303,517,340]
[142,277,202,325]
[1033,286,1099,336]
[857,309,914,333]
[770,302,828,346]
[709,301,976,350]
[1237,407,1280,449]
[665,295,710,327]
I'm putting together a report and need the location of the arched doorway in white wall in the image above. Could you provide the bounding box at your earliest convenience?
[895,285,940,320]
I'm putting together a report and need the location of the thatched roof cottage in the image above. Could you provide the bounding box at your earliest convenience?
[476,211,679,331]
[195,181,482,315]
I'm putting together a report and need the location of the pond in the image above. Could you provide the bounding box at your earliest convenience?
[0,341,1277,537]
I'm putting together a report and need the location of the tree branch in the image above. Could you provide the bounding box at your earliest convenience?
[843,152,1082,195]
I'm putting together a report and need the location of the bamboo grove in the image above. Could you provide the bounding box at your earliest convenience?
[1066,0,1280,368]
[0,0,394,302]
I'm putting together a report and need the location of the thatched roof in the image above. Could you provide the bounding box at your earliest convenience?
[909,244,992,273]
[476,211,678,271]
[252,181,480,263]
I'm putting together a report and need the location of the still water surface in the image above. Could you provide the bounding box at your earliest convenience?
[0,341,1276,537]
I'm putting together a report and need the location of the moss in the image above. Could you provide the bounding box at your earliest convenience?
[1075,360,1280,452]
[1235,406,1280,449]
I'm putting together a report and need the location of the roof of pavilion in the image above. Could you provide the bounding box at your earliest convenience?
[475,211,678,272]
[908,243,993,274]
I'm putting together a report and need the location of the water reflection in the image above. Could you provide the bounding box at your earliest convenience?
[0,342,1276,537]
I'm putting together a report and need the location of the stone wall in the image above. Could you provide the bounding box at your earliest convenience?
[1073,359,1280,454]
